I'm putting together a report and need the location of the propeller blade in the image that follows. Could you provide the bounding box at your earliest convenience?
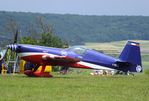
[14,30,19,44]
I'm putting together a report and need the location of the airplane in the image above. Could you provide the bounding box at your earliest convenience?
[0,41,142,77]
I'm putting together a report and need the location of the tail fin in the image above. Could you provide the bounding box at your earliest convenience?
[119,41,142,72]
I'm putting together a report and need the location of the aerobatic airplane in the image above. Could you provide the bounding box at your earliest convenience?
[0,41,142,77]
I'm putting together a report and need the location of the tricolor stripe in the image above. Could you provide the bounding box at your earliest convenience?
[18,52,114,70]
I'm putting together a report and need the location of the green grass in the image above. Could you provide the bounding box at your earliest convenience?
[0,73,149,101]
[143,62,149,70]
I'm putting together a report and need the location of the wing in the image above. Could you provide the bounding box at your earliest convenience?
[42,55,80,63]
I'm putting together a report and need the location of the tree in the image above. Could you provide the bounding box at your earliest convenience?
[21,36,39,45]
[36,16,52,34]
[21,16,68,48]
[5,17,20,44]
[39,32,64,48]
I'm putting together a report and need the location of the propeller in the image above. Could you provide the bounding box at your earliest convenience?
[0,30,19,60]
[0,30,19,73]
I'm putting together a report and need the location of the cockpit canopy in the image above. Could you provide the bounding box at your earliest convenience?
[68,46,88,55]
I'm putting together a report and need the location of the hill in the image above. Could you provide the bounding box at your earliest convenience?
[0,11,149,45]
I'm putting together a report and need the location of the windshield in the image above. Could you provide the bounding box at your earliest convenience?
[68,46,87,55]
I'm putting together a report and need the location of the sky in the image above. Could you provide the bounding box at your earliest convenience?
[0,0,149,16]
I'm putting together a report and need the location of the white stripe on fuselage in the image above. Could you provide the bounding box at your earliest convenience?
[78,61,114,70]
[18,52,58,58]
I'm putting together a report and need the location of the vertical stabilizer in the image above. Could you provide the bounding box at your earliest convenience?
[119,41,142,72]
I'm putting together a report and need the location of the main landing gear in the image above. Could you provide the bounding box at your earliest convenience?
[115,70,134,76]
[24,65,53,77]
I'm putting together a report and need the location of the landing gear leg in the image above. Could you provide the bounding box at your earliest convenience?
[33,65,53,77]
[125,71,134,76]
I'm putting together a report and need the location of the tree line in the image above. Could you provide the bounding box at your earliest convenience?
[0,11,149,46]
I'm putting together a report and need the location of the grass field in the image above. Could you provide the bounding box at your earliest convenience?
[0,40,149,101]
[0,73,149,101]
